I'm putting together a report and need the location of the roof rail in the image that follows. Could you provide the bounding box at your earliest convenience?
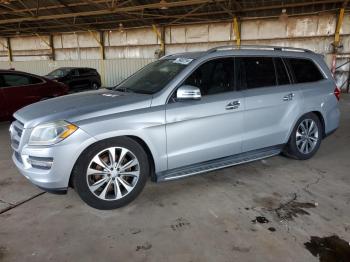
[207,45,313,54]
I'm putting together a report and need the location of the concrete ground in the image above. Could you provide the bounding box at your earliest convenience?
[1,95,350,262]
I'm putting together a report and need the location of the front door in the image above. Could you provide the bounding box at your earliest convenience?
[165,57,244,170]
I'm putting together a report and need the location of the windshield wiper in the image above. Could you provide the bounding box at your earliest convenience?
[115,87,135,93]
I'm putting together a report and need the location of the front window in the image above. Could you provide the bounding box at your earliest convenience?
[47,68,70,77]
[115,58,191,94]
[183,58,235,96]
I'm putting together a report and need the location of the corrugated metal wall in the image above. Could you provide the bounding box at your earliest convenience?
[0,58,154,87]
[0,12,349,89]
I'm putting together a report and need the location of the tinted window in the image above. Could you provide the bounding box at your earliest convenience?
[29,76,43,84]
[287,58,324,83]
[47,68,70,77]
[240,57,276,89]
[184,58,235,96]
[88,69,97,75]
[274,58,290,85]
[79,68,93,75]
[70,69,79,76]
[0,74,42,87]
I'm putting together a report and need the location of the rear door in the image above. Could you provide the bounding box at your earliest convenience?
[166,57,244,169]
[239,56,301,152]
[285,57,328,107]
[78,68,91,89]
[68,69,82,91]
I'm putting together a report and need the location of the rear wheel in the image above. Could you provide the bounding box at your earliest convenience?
[91,82,99,90]
[284,113,322,160]
[72,137,149,209]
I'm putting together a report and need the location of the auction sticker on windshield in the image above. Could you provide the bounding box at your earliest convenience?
[173,57,193,65]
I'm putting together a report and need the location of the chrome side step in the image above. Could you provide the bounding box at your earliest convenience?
[156,145,283,182]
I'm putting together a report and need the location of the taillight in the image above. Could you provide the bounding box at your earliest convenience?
[334,86,340,101]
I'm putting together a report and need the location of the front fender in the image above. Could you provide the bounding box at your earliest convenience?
[76,105,167,173]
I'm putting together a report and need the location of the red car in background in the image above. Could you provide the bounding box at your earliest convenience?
[0,70,68,121]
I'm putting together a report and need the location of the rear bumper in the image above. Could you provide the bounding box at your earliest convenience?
[325,102,340,135]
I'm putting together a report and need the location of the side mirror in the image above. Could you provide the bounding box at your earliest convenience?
[176,85,201,101]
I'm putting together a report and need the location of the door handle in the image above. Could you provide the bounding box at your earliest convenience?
[283,93,295,101]
[226,100,240,110]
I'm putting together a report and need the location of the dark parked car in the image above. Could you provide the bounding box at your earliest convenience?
[46,67,101,92]
[0,70,68,121]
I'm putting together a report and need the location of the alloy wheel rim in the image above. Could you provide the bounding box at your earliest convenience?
[296,119,319,155]
[86,147,140,201]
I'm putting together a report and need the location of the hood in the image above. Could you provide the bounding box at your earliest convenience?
[14,89,152,128]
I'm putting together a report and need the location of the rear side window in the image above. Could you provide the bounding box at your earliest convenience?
[89,69,98,75]
[78,68,88,75]
[30,76,43,84]
[71,69,79,76]
[274,58,290,85]
[287,58,324,83]
[0,74,43,87]
[239,57,276,89]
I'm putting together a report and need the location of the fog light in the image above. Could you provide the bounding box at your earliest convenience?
[28,156,53,170]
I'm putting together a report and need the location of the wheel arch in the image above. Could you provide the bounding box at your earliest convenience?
[285,110,326,144]
[127,135,156,182]
[68,135,157,187]
[311,111,325,137]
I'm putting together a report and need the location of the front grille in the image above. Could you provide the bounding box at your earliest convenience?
[10,120,24,150]
[14,125,23,137]
[11,139,19,148]
[14,151,23,164]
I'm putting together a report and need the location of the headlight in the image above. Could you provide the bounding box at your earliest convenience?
[28,121,78,146]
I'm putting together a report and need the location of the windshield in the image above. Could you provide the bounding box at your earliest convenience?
[115,58,192,94]
[47,68,70,77]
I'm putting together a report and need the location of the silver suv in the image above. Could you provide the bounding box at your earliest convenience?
[10,46,340,210]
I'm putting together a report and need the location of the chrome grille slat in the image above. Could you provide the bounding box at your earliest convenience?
[14,151,23,164]
[10,120,25,151]
[11,139,19,148]
[14,125,23,137]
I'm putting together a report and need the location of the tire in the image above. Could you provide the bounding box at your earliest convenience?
[91,82,99,90]
[283,113,323,160]
[72,137,149,210]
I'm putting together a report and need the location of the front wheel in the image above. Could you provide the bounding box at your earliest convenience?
[283,113,322,160]
[72,137,149,209]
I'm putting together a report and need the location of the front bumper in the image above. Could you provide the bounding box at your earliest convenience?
[12,128,97,191]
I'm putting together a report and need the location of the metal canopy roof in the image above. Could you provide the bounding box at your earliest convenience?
[0,0,348,37]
